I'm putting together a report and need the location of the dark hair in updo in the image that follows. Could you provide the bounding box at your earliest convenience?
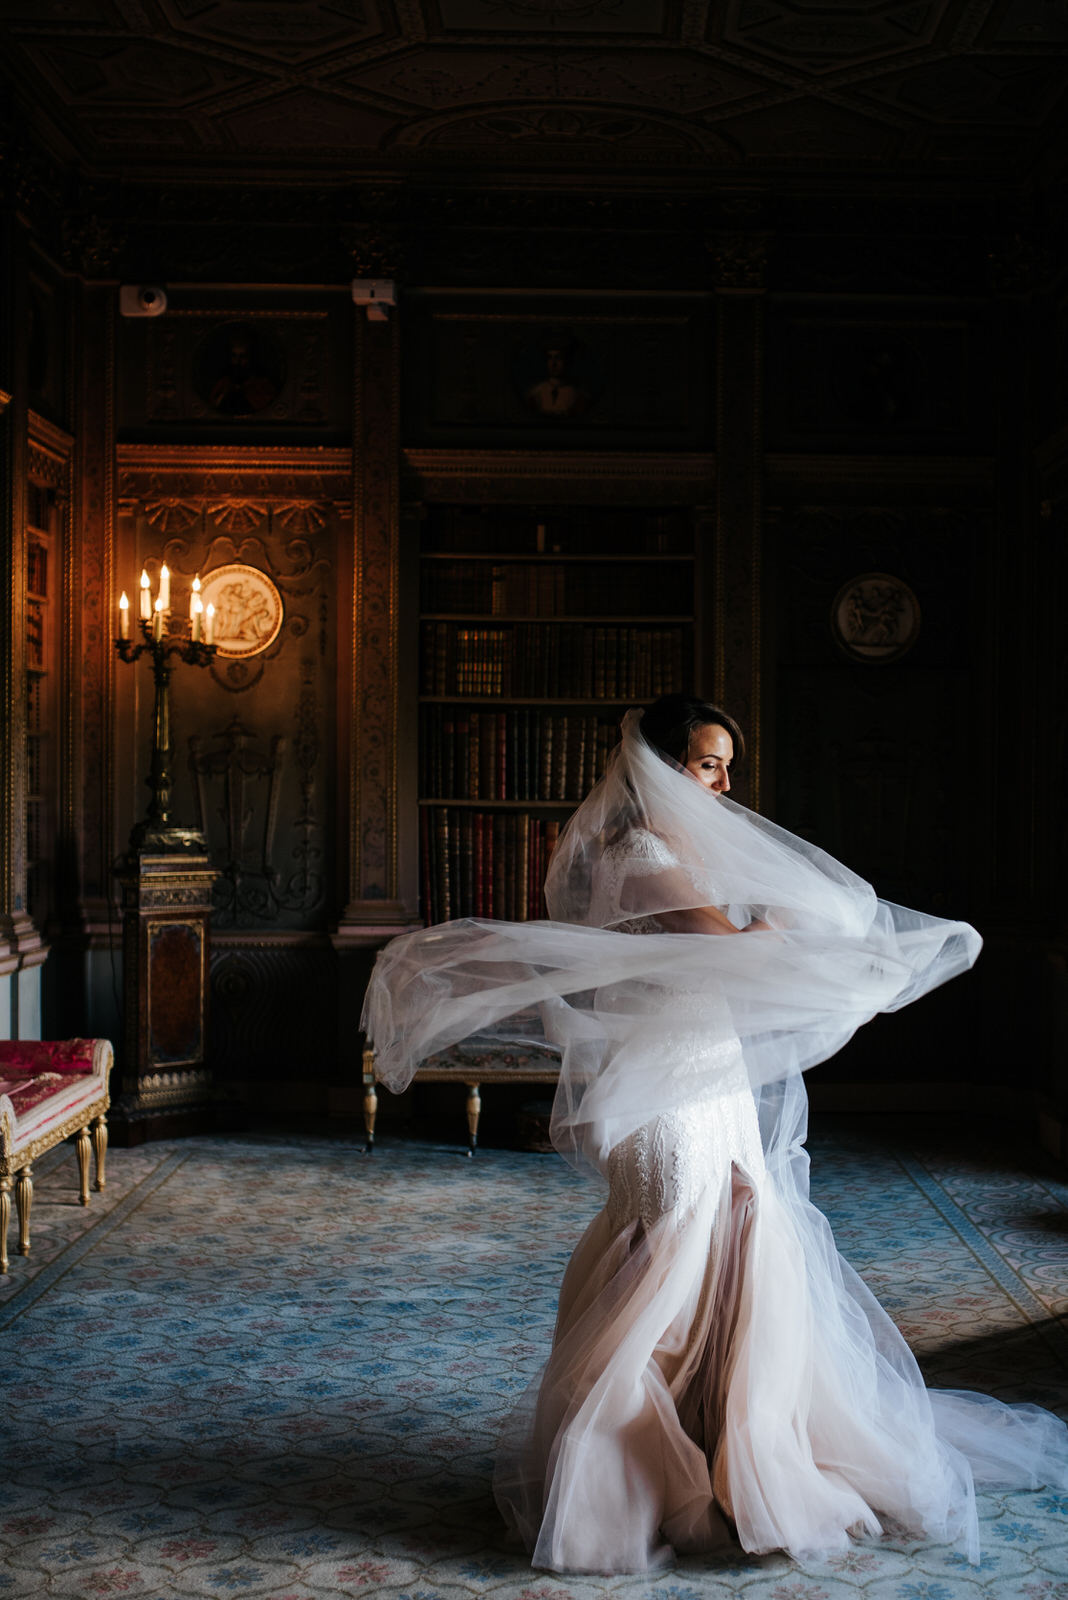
[639,694,745,768]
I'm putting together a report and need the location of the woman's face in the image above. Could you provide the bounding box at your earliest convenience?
[684,723,733,794]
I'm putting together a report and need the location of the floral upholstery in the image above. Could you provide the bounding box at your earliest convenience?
[0,1038,114,1275]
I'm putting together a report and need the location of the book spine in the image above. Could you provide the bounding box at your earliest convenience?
[456,715,469,801]
[435,806,451,923]
[508,709,519,802]
[442,710,455,799]
[517,813,530,921]
[448,807,461,921]
[484,814,494,920]
[552,714,567,801]
[493,812,507,919]
[543,819,560,916]
[420,805,433,925]
[540,713,553,802]
[496,711,508,801]
[460,810,474,919]
[469,711,480,800]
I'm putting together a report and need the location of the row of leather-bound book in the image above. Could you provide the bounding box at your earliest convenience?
[420,621,690,700]
[421,808,561,924]
[419,560,691,619]
[419,707,619,802]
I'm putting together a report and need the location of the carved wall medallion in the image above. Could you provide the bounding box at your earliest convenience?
[830,572,921,664]
[200,563,284,659]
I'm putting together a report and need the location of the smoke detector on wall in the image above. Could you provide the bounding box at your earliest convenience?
[352,280,396,321]
[120,286,168,318]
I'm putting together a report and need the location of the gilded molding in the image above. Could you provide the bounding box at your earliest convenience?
[126,1069,211,1109]
[0,1092,110,1175]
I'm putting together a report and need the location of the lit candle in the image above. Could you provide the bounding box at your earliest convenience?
[192,595,203,643]
[159,563,171,611]
[189,573,201,621]
[204,602,215,645]
[140,569,151,620]
[119,591,129,640]
[153,596,164,642]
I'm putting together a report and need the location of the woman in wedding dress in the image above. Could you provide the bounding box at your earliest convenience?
[363,695,1068,1574]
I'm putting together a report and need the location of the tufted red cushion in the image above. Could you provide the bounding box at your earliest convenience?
[0,1040,95,1076]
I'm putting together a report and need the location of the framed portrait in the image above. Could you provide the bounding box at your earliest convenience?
[830,573,920,664]
[404,292,711,450]
[200,564,284,659]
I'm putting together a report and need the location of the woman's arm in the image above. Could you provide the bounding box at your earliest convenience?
[657,906,769,936]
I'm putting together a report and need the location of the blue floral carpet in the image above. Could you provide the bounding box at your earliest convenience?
[1,1118,1067,1600]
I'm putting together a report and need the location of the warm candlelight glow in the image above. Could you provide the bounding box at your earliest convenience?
[204,602,215,645]
[192,595,203,643]
[140,569,151,620]
[153,596,164,642]
[189,573,201,620]
[119,591,130,640]
[159,564,171,611]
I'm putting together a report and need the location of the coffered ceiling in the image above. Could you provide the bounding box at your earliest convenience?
[2,0,1066,188]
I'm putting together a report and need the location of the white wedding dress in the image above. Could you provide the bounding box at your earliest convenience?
[364,716,1068,1573]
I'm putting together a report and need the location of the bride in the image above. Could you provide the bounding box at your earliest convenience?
[363,695,1068,1574]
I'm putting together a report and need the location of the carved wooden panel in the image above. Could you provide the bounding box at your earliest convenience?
[209,942,338,1084]
[116,448,347,933]
[772,505,987,915]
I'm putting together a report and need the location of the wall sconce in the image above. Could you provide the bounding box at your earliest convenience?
[352,280,397,322]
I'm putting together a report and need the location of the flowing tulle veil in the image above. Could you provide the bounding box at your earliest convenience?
[362,708,1068,1570]
[364,707,980,1176]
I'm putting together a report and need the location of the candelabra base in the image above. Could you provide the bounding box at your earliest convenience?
[125,823,209,859]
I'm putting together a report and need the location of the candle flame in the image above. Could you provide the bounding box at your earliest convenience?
[140,570,150,589]
[192,596,203,614]
[119,591,129,608]
[155,597,164,613]
[161,563,170,580]
[192,574,201,592]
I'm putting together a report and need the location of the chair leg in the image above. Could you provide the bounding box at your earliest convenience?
[0,1177,10,1275]
[15,1164,32,1256]
[465,1082,481,1157]
[363,1082,378,1154]
[91,1115,108,1191]
[75,1126,91,1206]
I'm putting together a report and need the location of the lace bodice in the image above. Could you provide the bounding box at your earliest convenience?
[597,828,704,935]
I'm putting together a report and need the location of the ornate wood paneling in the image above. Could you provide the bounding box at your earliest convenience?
[115,447,347,937]
[338,308,420,938]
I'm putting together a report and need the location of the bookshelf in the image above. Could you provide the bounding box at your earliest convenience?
[418,504,695,924]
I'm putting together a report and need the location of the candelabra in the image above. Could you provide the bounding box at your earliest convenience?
[115,618,218,855]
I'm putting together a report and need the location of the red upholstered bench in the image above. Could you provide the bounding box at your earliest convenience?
[0,1038,114,1274]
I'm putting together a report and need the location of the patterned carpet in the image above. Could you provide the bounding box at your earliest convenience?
[2,1117,1067,1600]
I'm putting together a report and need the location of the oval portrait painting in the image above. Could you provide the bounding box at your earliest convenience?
[831,572,920,664]
[201,564,284,660]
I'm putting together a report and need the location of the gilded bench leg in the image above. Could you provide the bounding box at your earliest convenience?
[363,1083,378,1154]
[465,1083,481,1157]
[362,1046,377,1154]
[91,1115,108,1191]
[15,1164,32,1256]
[75,1126,91,1206]
[0,1177,10,1275]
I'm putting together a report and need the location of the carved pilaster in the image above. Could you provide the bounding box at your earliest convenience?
[0,212,46,1023]
[713,270,766,813]
[337,306,420,943]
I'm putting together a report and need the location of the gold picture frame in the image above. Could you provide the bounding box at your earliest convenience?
[200,563,284,659]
